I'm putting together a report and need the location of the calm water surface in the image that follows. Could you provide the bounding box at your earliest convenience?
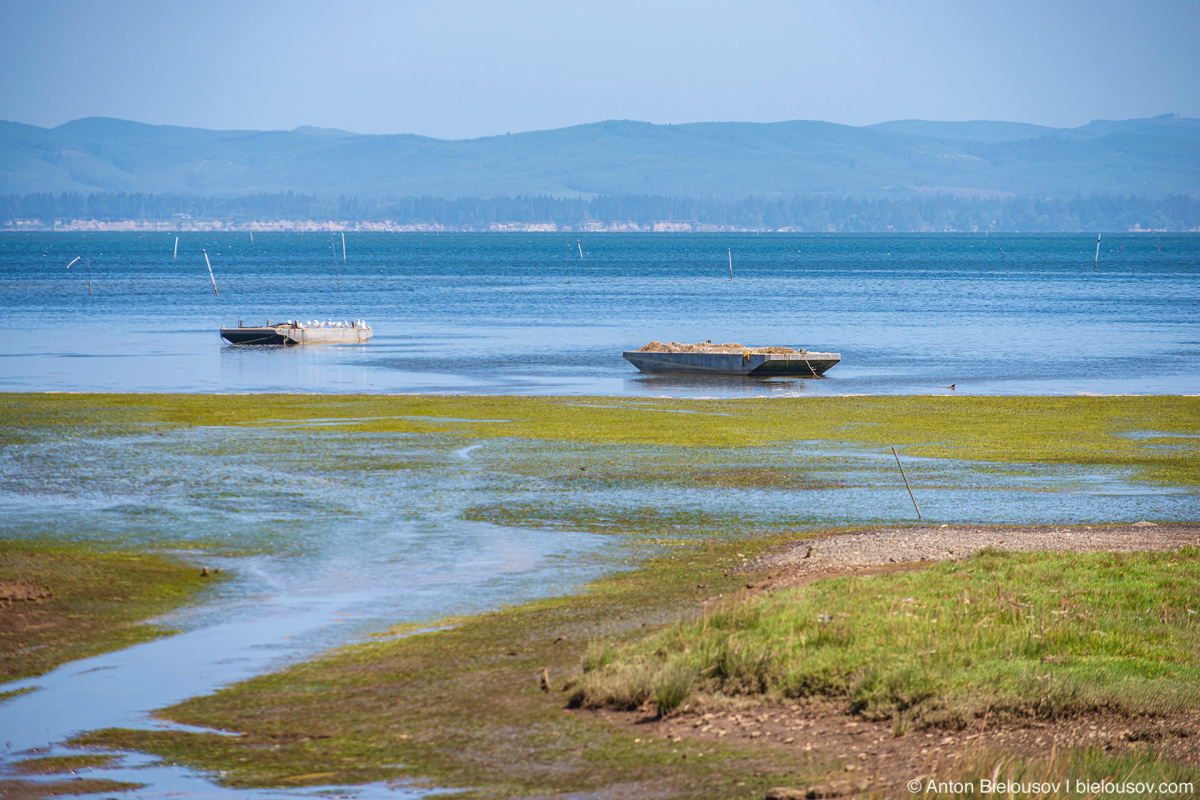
[1,233,1197,797]
[1,232,1197,395]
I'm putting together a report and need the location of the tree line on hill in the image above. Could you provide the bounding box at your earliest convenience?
[2,191,1197,232]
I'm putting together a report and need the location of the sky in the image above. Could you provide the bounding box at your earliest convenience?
[1,0,1198,140]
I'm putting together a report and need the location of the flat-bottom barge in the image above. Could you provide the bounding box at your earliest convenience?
[624,341,839,376]
[220,319,372,346]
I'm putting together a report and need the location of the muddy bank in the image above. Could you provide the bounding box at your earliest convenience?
[611,706,1200,798]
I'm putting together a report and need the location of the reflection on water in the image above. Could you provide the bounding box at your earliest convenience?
[627,372,823,396]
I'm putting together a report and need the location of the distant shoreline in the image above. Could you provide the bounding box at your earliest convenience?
[1,220,1190,233]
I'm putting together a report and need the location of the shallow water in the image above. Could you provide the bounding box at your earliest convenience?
[11,745,440,800]
[0,426,618,795]
[1,232,1198,396]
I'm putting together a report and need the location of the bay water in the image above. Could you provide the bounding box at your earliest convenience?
[1,232,1197,797]
[1,232,1197,396]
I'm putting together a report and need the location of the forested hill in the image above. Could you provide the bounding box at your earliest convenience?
[2,115,1198,200]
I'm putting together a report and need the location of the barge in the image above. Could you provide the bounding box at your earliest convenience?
[624,341,839,377]
[220,319,372,346]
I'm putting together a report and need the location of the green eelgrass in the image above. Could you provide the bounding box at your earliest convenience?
[570,548,1200,727]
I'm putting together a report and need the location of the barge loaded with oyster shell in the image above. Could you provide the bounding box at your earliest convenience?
[623,341,839,376]
[220,319,372,346]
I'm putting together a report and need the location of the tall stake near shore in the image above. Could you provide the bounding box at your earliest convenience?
[330,232,341,290]
[173,236,178,260]
[203,250,218,296]
[892,445,921,519]
[1095,233,1101,269]
[728,247,733,280]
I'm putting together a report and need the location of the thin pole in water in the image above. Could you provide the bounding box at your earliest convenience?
[173,237,179,260]
[577,240,583,259]
[891,446,921,520]
[66,256,81,270]
[330,232,340,290]
[728,248,733,280]
[341,232,347,264]
[203,249,218,296]
[85,259,93,296]
[1094,234,1101,270]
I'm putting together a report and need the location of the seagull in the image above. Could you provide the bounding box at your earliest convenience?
[947,383,956,390]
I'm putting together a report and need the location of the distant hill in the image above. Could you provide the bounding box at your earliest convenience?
[1,115,1197,199]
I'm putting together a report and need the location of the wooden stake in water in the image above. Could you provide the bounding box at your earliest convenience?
[85,259,93,296]
[577,240,583,259]
[341,232,347,264]
[1094,234,1101,270]
[250,232,254,245]
[728,248,733,280]
[203,249,218,296]
[173,237,179,260]
[330,233,341,290]
[891,446,921,520]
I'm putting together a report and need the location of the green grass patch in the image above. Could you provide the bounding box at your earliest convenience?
[571,549,1200,728]
[0,541,223,681]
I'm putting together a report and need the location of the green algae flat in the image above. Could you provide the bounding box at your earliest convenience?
[4,394,1197,485]
[9,753,117,775]
[0,542,223,681]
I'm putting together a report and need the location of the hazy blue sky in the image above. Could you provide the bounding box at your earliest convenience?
[2,0,1197,139]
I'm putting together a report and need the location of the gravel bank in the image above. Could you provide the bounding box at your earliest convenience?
[752,522,1200,587]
